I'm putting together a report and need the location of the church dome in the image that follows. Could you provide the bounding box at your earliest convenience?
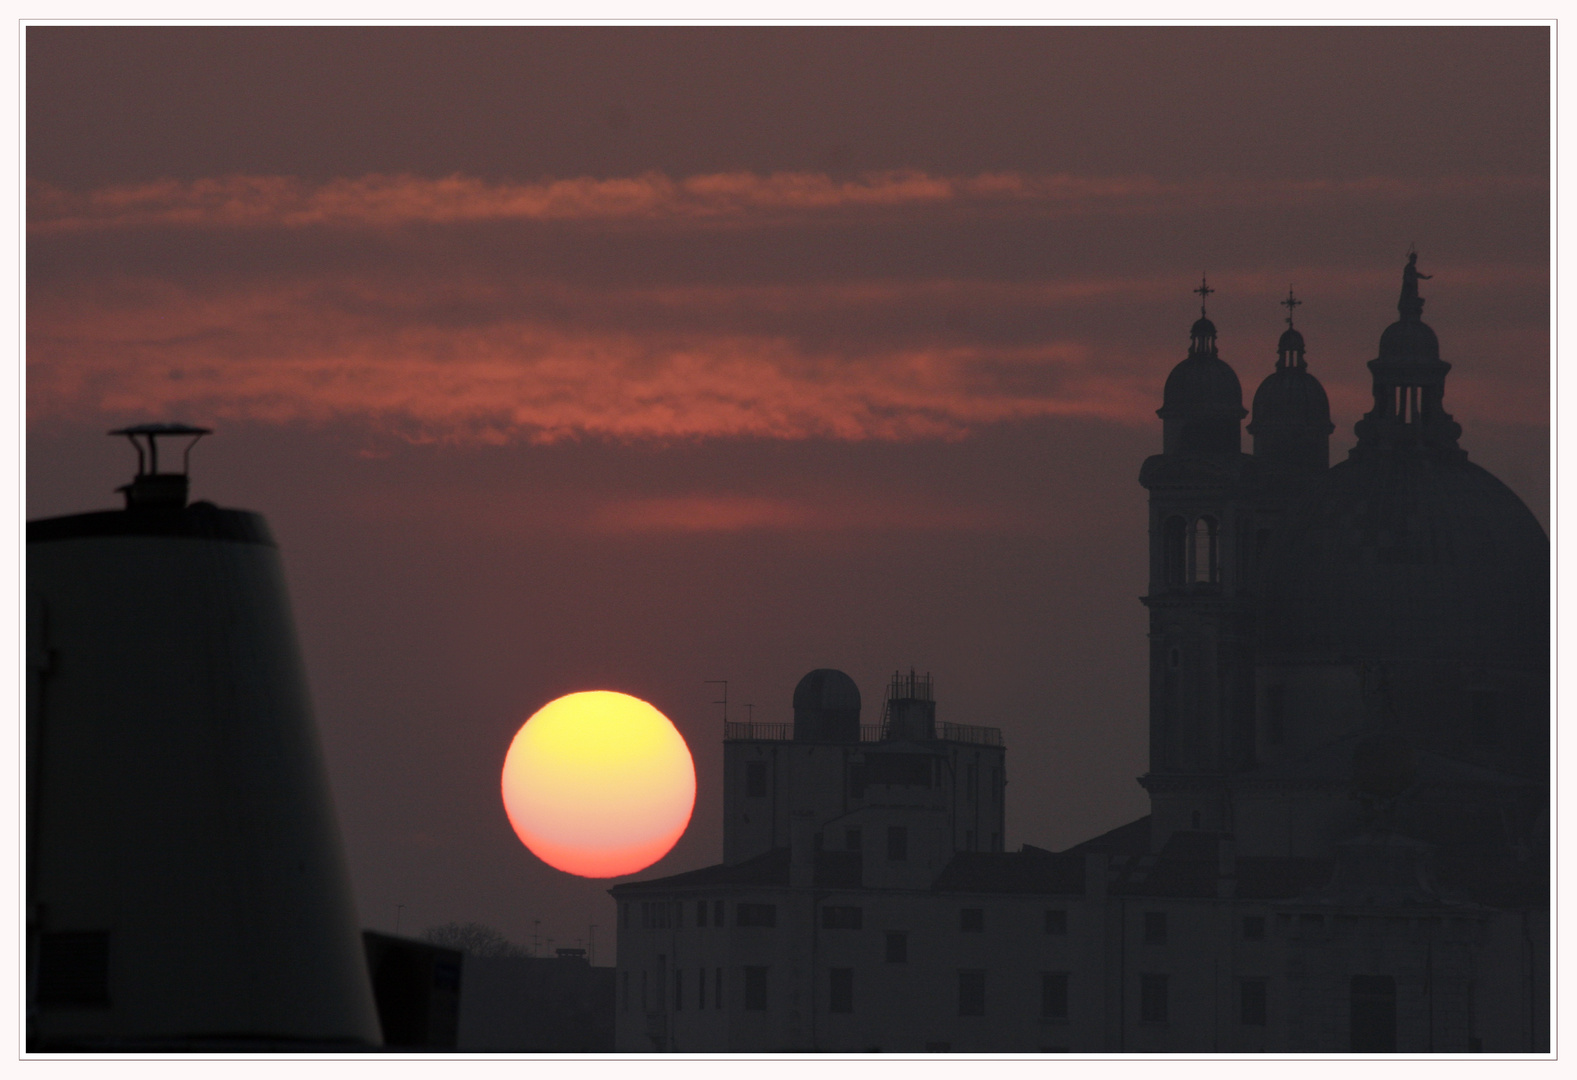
[1162,351,1243,414]
[1277,326,1305,354]
[1249,363,1331,432]
[1378,318,1441,362]
[1260,452,1547,666]
[1259,261,1547,776]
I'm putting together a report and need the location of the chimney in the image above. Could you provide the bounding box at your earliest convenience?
[790,812,815,888]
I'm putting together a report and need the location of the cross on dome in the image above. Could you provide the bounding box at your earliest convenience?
[1194,274,1215,316]
[1281,288,1302,327]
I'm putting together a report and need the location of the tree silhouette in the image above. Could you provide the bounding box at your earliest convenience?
[422,921,528,958]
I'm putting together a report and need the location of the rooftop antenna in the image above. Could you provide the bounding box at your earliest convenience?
[109,422,212,509]
[704,680,728,725]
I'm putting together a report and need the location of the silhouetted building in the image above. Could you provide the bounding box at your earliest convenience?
[455,951,615,1051]
[363,932,463,1050]
[27,426,382,1050]
[610,261,1548,1052]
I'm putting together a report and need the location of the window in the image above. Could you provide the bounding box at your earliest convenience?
[822,906,863,930]
[1350,975,1396,1052]
[1162,515,1187,586]
[714,900,725,927]
[697,899,708,927]
[736,903,777,927]
[959,908,984,932]
[829,968,854,1013]
[641,901,678,929]
[1140,973,1168,1023]
[1241,915,1266,941]
[885,931,908,964]
[887,825,908,862]
[958,970,986,1016]
[674,969,683,1011]
[1190,516,1219,584]
[1240,979,1267,1026]
[846,828,862,852]
[1143,911,1167,945]
[1045,909,1067,935]
[744,966,768,1011]
[1041,972,1069,1019]
[715,967,723,1010]
[746,760,767,798]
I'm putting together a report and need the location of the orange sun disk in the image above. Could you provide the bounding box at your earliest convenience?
[501,690,696,878]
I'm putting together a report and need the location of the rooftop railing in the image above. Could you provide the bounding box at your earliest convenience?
[723,719,1003,746]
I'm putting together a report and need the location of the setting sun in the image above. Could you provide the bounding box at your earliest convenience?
[500,691,695,879]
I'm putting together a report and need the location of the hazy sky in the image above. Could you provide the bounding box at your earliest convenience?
[25,26,1549,960]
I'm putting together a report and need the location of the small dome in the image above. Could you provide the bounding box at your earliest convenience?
[1162,352,1244,415]
[1191,316,1217,341]
[1277,326,1306,355]
[792,669,861,742]
[1250,365,1332,432]
[1378,318,1441,362]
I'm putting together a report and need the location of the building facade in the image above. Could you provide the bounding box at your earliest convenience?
[610,260,1549,1053]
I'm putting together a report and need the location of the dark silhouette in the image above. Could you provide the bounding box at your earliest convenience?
[1399,249,1432,319]
[423,922,529,959]
[609,259,1548,1053]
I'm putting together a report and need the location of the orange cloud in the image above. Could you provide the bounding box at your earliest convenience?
[28,254,1548,446]
[26,170,1542,235]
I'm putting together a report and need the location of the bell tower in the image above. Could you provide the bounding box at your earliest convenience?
[1137,278,1257,849]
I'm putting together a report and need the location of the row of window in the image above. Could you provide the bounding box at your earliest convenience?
[623,966,1271,1026]
[636,902,1268,945]
[743,760,1004,804]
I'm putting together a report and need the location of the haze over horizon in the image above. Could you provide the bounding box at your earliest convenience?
[25,26,1549,961]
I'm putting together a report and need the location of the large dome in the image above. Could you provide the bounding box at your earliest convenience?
[1259,450,1548,777]
[1261,453,1547,665]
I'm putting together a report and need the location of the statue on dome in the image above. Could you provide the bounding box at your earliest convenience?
[1398,250,1431,321]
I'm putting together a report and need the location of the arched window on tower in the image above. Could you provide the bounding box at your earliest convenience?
[1189,516,1219,585]
[1162,516,1187,585]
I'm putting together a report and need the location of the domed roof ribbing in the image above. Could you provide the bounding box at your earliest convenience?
[1250,365,1331,432]
[1261,454,1547,666]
